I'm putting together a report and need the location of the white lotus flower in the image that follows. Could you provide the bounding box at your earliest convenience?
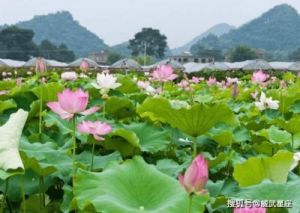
[0,109,28,171]
[255,92,279,111]
[170,100,191,110]
[61,72,78,81]
[290,152,300,171]
[92,73,121,94]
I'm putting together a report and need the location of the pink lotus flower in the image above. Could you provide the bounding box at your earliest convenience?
[80,60,89,72]
[177,80,189,89]
[77,120,112,141]
[207,77,217,86]
[270,76,277,84]
[137,81,150,89]
[280,80,286,89]
[47,89,99,120]
[152,65,178,82]
[0,90,8,96]
[226,77,238,86]
[234,207,266,213]
[35,57,47,74]
[178,155,208,194]
[191,76,200,83]
[251,70,269,84]
[16,78,22,86]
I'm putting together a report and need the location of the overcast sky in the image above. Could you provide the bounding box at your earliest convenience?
[0,0,299,48]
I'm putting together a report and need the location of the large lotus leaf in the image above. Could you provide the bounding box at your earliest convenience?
[74,156,208,213]
[0,169,24,180]
[207,124,233,146]
[44,112,72,135]
[137,97,237,137]
[116,75,140,94]
[257,126,292,145]
[269,89,300,114]
[233,150,293,187]
[126,122,170,153]
[231,180,300,213]
[104,96,135,119]
[0,169,54,202]
[102,128,140,157]
[0,99,17,114]
[20,139,72,179]
[0,109,28,171]
[76,151,122,171]
[32,82,64,102]
[156,159,186,177]
[275,116,300,134]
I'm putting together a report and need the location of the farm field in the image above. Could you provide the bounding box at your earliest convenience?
[0,65,299,213]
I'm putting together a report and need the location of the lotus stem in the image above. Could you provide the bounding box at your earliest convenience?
[192,137,197,158]
[39,84,43,136]
[1,179,9,213]
[103,102,106,119]
[39,176,45,209]
[91,142,95,171]
[21,175,26,213]
[72,117,77,185]
[186,194,193,213]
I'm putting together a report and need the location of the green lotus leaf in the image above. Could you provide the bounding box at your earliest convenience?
[76,151,122,171]
[32,82,63,102]
[231,180,300,213]
[276,116,300,134]
[44,112,72,135]
[116,75,140,94]
[156,159,186,177]
[104,96,135,119]
[0,109,28,171]
[0,99,17,114]
[0,169,54,202]
[125,122,170,153]
[258,126,292,145]
[137,97,237,137]
[20,139,72,179]
[233,150,293,187]
[102,128,140,157]
[74,156,208,213]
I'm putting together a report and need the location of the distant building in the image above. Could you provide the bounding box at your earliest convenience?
[169,52,214,64]
[88,50,109,64]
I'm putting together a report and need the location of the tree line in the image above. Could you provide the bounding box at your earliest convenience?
[0,26,75,62]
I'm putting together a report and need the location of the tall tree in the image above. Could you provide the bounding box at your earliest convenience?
[39,40,75,62]
[129,28,167,58]
[229,45,257,62]
[0,26,39,60]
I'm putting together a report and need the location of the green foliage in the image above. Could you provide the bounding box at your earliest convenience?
[0,26,39,60]
[74,157,208,213]
[229,45,257,62]
[233,151,293,187]
[39,40,75,62]
[107,52,123,65]
[137,97,236,137]
[129,28,167,58]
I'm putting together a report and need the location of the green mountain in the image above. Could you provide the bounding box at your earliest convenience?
[172,23,235,55]
[111,42,131,57]
[192,4,300,54]
[15,11,109,56]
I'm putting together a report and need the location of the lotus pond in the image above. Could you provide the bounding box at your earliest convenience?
[0,66,299,213]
